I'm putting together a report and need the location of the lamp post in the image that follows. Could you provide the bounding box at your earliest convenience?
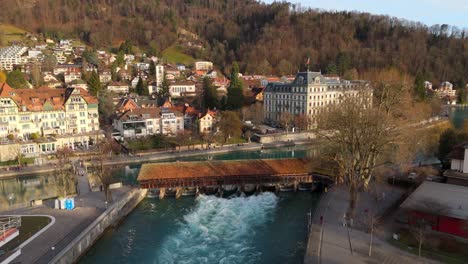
[7,193,14,207]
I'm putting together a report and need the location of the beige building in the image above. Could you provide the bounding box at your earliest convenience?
[264,72,369,126]
[199,110,218,134]
[0,83,100,161]
[194,61,214,72]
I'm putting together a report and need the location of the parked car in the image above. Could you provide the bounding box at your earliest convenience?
[408,172,417,180]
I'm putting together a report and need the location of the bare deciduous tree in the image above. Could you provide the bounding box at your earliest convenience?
[54,147,74,197]
[95,139,118,202]
[315,69,430,220]
[278,112,294,133]
[409,199,447,258]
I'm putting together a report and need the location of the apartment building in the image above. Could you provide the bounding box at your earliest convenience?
[168,82,196,97]
[0,83,100,161]
[264,71,369,126]
[194,61,213,72]
[0,46,28,71]
[113,107,184,138]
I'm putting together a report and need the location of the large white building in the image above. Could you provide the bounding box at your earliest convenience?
[0,46,28,71]
[264,71,369,126]
[0,83,100,161]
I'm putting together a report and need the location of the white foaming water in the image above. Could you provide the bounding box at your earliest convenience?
[156,193,278,264]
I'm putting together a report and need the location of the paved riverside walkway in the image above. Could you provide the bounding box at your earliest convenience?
[1,186,132,264]
[304,184,440,264]
[0,140,307,179]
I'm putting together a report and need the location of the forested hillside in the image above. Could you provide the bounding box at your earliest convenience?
[0,0,467,86]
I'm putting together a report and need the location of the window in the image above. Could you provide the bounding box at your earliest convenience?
[80,120,86,125]
[80,112,85,117]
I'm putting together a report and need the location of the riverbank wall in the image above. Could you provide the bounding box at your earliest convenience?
[252,132,316,144]
[0,141,314,179]
[50,188,147,264]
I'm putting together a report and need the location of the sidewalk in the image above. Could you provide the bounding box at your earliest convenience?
[304,184,440,264]
[3,186,132,264]
[0,140,314,179]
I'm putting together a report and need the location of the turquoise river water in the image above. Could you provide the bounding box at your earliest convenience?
[79,145,320,264]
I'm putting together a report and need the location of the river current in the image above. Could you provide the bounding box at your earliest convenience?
[79,145,320,264]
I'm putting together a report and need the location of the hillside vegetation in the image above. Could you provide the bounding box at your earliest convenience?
[0,23,27,46]
[0,0,467,86]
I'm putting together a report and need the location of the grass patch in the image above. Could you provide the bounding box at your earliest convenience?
[162,45,195,65]
[0,157,35,167]
[126,135,176,151]
[225,137,248,145]
[389,229,468,264]
[0,24,27,45]
[1,216,51,252]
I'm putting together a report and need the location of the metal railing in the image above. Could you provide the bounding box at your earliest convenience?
[0,216,21,238]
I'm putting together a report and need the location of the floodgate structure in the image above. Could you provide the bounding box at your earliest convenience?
[137,158,327,198]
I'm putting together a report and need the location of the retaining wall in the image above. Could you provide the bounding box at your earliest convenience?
[50,188,147,264]
[253,132,316,144]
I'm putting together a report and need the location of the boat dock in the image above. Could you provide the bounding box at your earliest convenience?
[137,158,320,198]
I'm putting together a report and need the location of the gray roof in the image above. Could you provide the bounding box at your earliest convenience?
[293,71,325,85]
[400,181,468,219]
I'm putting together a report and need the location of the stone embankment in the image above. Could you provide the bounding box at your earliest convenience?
[50,188,147,264]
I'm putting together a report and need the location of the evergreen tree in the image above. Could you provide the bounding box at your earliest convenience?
[135,78,148,96]
[149,60,156,76]
[202,76,218,109]
[111,62,118,81]
[6,70,28,89]
[414,74,427,101]
[226,62,244,110]
[157,75,170,104]
[87,71,102,96]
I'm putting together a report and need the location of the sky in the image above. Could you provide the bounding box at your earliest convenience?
[262,0,468,28]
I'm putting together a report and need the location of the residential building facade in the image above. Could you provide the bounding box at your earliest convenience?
[113,107,184,138]
[0,83,100,161]
[0,46,28,71]
[168,82,196,97]
[194,61,213,72]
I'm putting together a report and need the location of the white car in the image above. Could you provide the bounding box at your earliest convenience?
[408,172,417,180]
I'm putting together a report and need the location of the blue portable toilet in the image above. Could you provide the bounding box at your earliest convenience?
[65,198,75,210]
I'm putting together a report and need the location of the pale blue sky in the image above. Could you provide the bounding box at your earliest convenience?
[263,0,468,28]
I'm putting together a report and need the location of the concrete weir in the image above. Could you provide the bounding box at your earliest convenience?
[50,188,147,264]
[137,158,316,198]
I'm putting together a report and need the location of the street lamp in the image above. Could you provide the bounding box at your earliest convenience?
[7,193,14,207]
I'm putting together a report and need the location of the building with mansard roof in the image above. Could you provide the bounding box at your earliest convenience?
[263,71,370,126]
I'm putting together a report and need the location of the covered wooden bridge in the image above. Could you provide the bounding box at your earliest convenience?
[137,158,314,189]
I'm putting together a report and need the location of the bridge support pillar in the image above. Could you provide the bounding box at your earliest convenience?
[175,187,182,199]
[159,188,166,199]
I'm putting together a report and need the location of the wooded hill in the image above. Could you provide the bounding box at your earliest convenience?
[0,0,467,86]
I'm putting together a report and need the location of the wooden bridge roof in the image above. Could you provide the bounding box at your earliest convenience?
[137,158,311,181]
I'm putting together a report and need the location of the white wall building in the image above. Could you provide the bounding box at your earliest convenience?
[113,107,184,138]
[107,82,129,94]
[168,82,196,97]
[264,71,370,126]
[0,46,28,71]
